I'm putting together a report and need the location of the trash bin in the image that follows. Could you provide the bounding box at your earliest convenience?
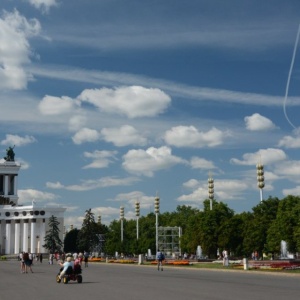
[243,258,248,270]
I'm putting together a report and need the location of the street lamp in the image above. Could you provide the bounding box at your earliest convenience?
[135,201,140,240]
[120,206,124,242]
[154,196,160,254]
[208,175,214,210]
[256,163,265,202]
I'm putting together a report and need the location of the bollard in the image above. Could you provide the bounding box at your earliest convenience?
[243,258,248,270]
[138,254,143,265]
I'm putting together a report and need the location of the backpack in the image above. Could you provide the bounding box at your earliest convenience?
[158,252,164,260]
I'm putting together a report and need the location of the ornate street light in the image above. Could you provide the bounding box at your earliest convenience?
[120,206,124,242]
[154,195,160,253]
[256,163,265,202]
[208,175,214,210]
[135,201,140,240]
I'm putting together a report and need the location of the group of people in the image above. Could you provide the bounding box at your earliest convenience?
[58,251,89,279]
[19,252,34,273]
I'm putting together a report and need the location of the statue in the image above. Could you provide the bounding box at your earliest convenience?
[4,146,15,162]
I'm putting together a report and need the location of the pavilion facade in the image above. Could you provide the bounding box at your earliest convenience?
[0,159,66,255]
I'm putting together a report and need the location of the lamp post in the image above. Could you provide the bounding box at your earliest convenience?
[154,196,160,254]
[135,201,140,240]
[208,175,214,210]
[120,206,124,242]
[256,163,265,202]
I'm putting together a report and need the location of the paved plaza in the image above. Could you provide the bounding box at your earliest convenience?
[0,260,300,300]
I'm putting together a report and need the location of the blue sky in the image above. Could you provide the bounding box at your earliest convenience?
[1,0,300,228]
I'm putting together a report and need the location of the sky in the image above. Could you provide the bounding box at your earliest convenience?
[1,0,300,229]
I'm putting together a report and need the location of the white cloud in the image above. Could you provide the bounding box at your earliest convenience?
[39,95,79,115]
[282,186,300,196]
[27,0,58,13]
[122,146,186,177]
[230,148,287,166]
[178,179,249,203]
[1,134,36,146]
[72,128,100,144]
[190,156,216,170]
[164,126,226,148]
[278,135,300,149]
[18,188,59,204]
[273,161,300,177]
[46,176,140,191]
[244,113,276,131]
[0,10,41,90]
[83,150,118,169]
[101,125,147,147]
[77,86,171,118]
[68,115,87,131]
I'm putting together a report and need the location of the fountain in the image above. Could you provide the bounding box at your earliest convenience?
[196,245,202,259]
[280,240,288,259]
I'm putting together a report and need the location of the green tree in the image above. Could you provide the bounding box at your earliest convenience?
[243,197,279,257]
[43,215,63,253]
[64,228,80,253]
[77,209,99,252]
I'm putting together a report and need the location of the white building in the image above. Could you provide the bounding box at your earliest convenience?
[0,152,66,255]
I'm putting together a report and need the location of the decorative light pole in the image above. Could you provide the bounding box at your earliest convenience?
[208,175,214,210]
[120,206,124,242]
[154,196,160,253]
[256,163,265,202]
[135,201,140,240]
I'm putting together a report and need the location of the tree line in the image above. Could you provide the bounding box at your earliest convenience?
[44,195,300,259]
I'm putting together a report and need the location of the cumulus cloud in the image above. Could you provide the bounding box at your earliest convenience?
[26,0,58,13]
[244,113,276,131]
[273,161,300,178]
[0,10,41,89]
[190,156,216,170]
[83,150,118,169]
[1,134,36,146]
[77,86,171,118]
[178,179,249,203]
[164,126,226,148]
[18,188,59,205]
[278,135,300,148]
[122,146,186,177]
[230,148,287,166]
[46,176,140,191]
[38,95,79,115]
[101,125,147,147]
[72,128,100,144]
[282,185,300,196]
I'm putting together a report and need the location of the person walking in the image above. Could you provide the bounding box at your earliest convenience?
[84,251,89,268]
[20,252,25,273]
[23,252,33,273]
[156,249,165,271]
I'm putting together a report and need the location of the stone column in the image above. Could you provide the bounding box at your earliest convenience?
[4,175,8,196]
[40,219,46,253]
[5,220,11,254]
[23,219,29,252]
[14,220,21,254]
[30,219,36,254]
[13,175,18,196]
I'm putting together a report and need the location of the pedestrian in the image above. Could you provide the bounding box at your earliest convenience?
[156,249,165,271]
[84,251,89,268]
[23,252,33,273]
[39,253,43,263]
[20,252,25,273]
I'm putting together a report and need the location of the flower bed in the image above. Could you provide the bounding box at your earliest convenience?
[151,260,190,266]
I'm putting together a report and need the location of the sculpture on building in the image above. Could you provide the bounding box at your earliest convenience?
[3,146,15,162]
